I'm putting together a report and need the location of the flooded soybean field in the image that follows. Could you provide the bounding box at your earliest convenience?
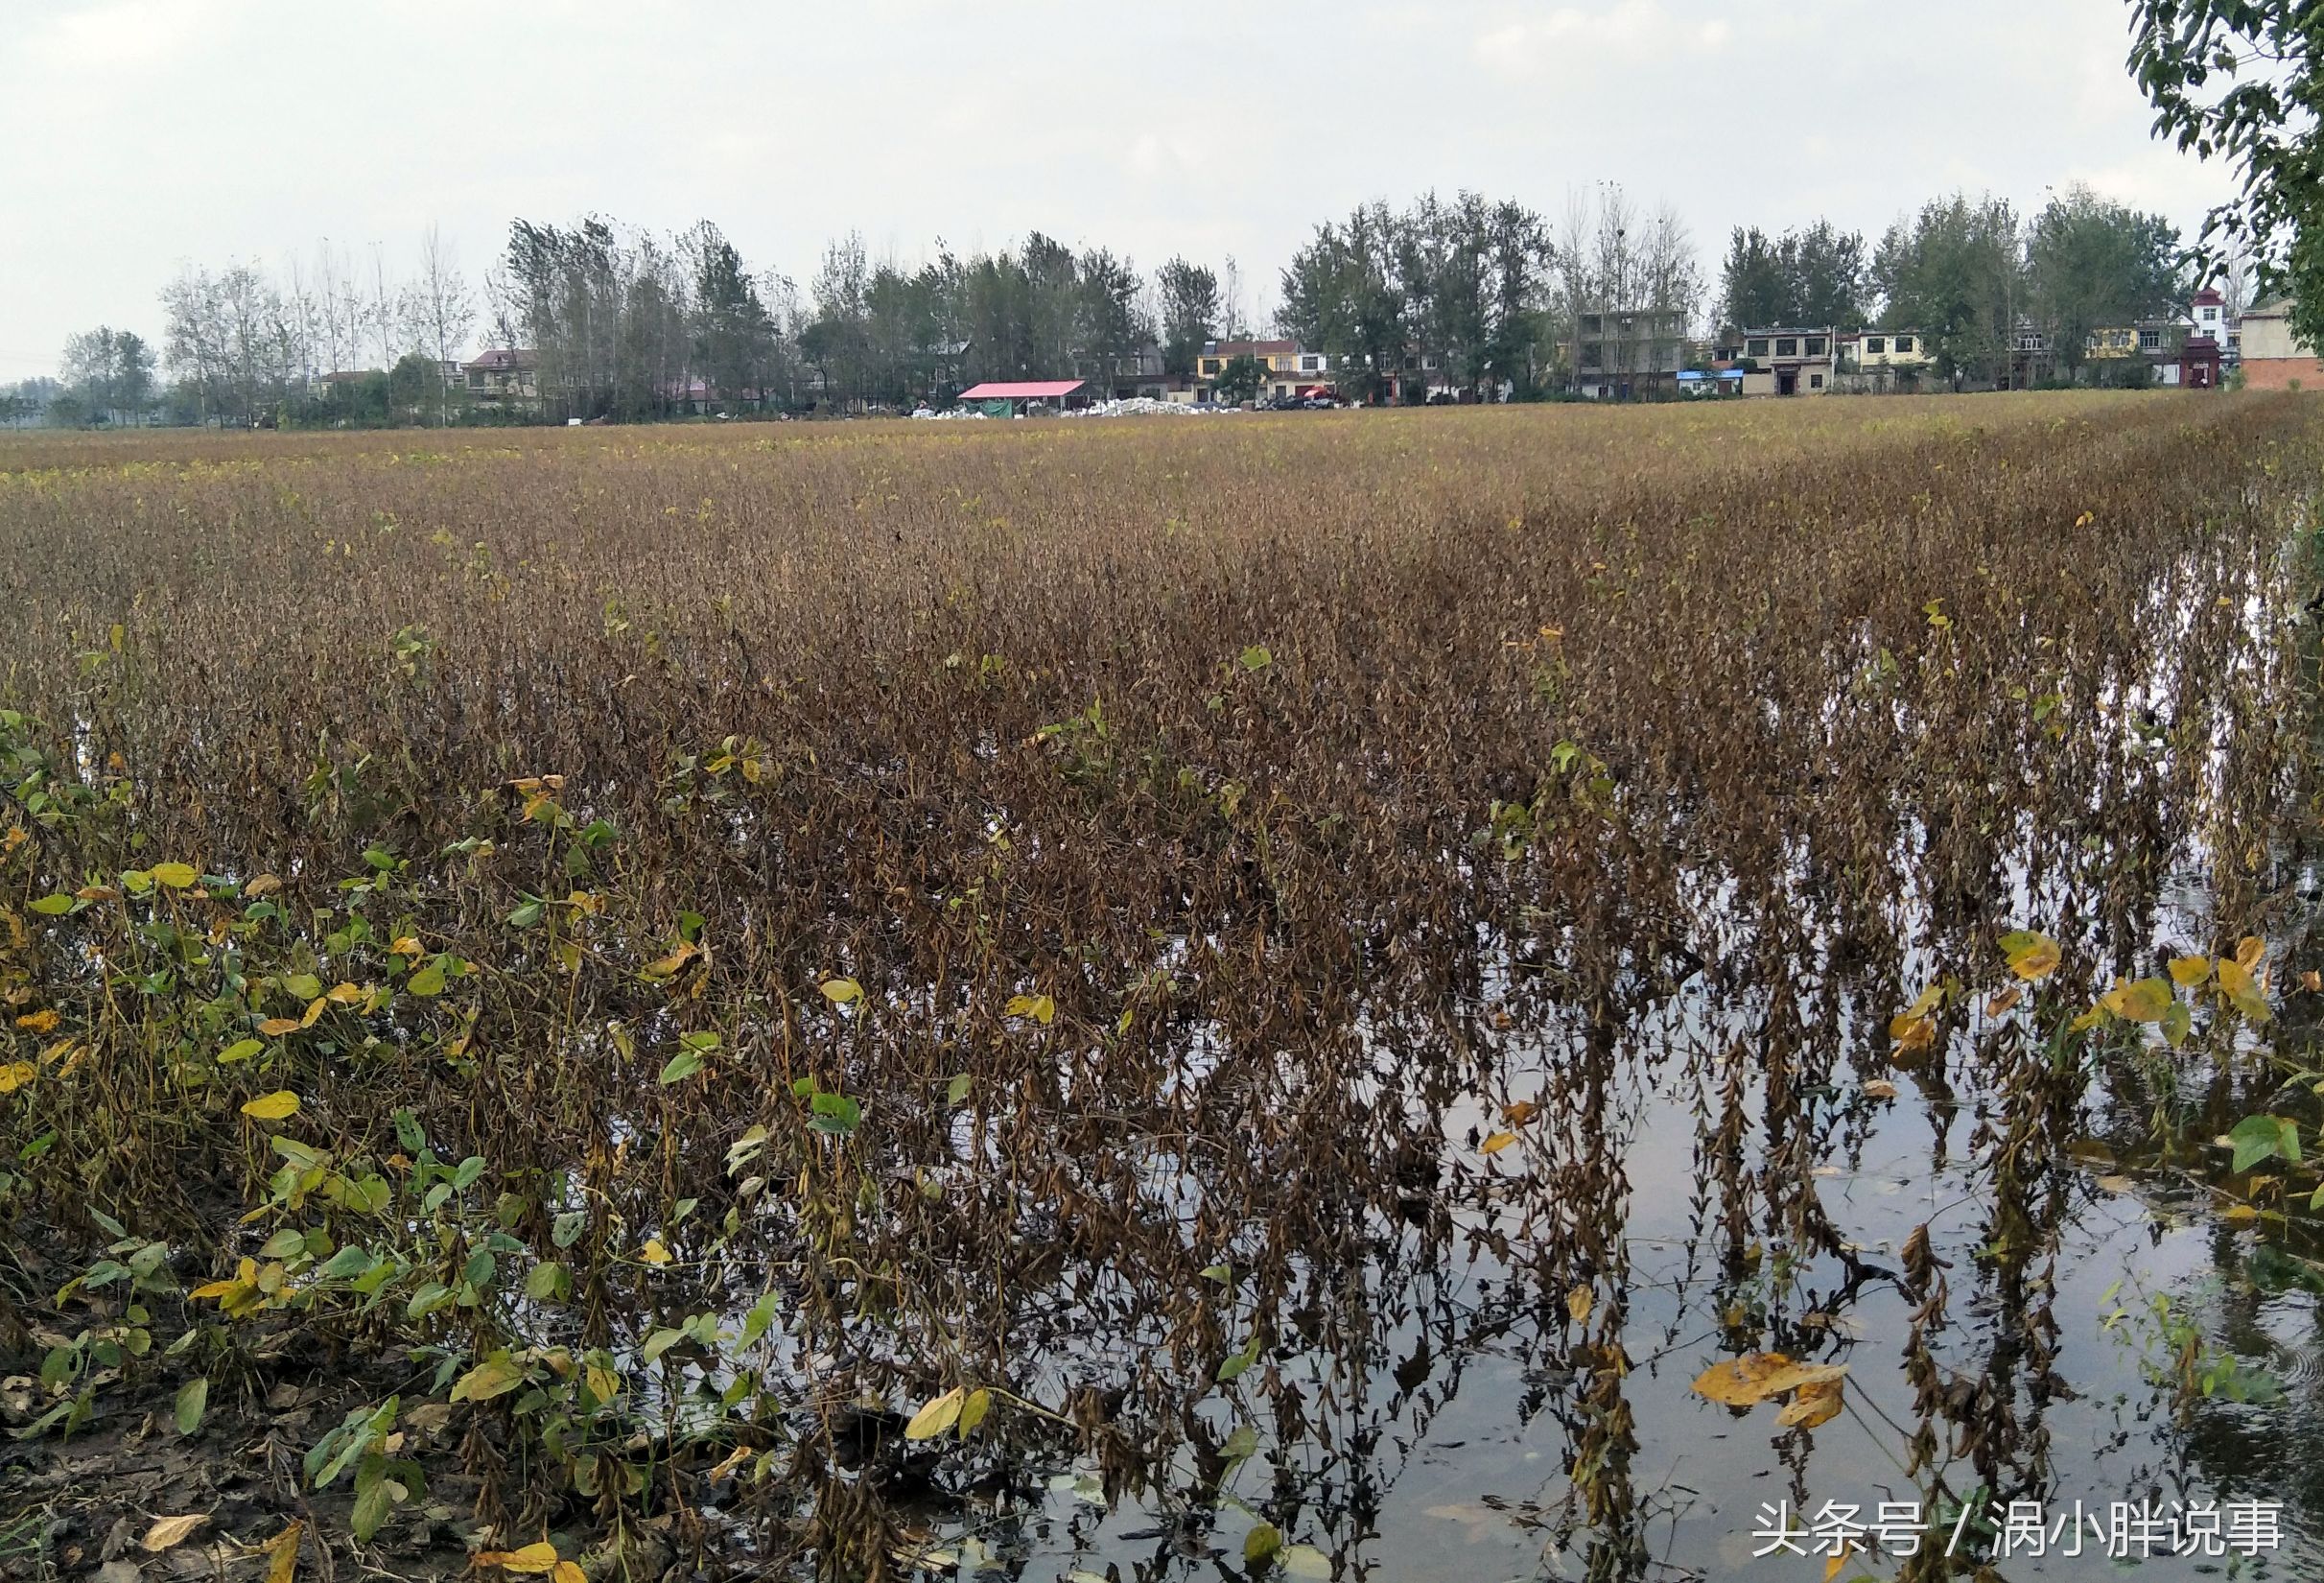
[3,396,2323,1581]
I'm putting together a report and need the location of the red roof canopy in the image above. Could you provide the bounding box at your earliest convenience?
[959,380,1084,399]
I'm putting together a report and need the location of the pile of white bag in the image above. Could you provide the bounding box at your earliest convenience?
[1062,397,1232,418]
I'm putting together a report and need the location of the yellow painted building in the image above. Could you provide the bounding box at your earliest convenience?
[1836,331,1932,369]
[1191,340,1332,401]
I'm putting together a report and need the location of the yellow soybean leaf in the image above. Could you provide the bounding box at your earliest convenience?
[450,1357,527,1404]
[2168,956,2212,987]
[326,981,364,1004]
[2218,958,2270,1022]
[300,996,327,1028]
[2099,978,2173,1023]
[141,1514,207,1551]
[1690,1352,1796,1406]
[240,1091,300,1121]
[1006,993,1056,1025]
[257,1018,302,1037]
[2236,935,2265,972]
[1775,1377,1844,1429]
[474,1543,561,1574]
[1755,1360,1849,1395]
[262,1522,302,1583]
[388,934,422,957]
[1565,1284,1592,1324]
[2006,934,2061,981]
[0,1062,35,1094]
[244,874,284,898]
[14,1008,59,1033]
[820,977,862,1004]
[1984,985,2024,1016]
[905,1385,965,1440]
[553,1566,587,1583]
[641,1238,671,1265]
[1480,1131,1517,1155]
[150,862,200,889]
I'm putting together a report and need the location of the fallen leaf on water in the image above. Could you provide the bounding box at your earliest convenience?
[1862,1079,1898,1099]
[1566,1284,1592,1324]
[1776,1377,1844,1429]
[2095,1174,2136,1194]
[1690,1352,1796,1406]
[143,1514,207,1552]
[1754,1360,1848,1395]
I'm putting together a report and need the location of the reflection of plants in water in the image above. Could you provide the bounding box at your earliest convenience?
[2103,1276,2284,1413]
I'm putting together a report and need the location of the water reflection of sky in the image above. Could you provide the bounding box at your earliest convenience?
[986,989,2324,1583]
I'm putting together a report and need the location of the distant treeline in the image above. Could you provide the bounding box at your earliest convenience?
[5,181,2211,428]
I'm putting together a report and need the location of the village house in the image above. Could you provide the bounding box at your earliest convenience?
[1570,307,1687,399]
[1832,329,1931,391]
[1734,327,1836,395]
[462,348,542,412]
[1187,340,1332,403]
[2235,297,2317,390]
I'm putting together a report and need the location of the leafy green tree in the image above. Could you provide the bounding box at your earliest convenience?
[1214,354,1264,404]
[60,326,157,425]
[1873,195,2025,384]
[2128,2,2324,343]
[1155,257,1220,377]
[1719,228,1788,327]
[387,353,442,423]
[1719,222,1867,328]
[2028,186,2184,378]
[1282,191,1553,400]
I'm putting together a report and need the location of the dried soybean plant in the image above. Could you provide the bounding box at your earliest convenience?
[0,392,2316,1579]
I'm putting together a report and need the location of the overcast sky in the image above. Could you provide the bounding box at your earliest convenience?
[0,0,2228,378]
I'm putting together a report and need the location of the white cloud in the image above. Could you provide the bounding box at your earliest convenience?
[1477,0,1731,77]
[23,0,239,76]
